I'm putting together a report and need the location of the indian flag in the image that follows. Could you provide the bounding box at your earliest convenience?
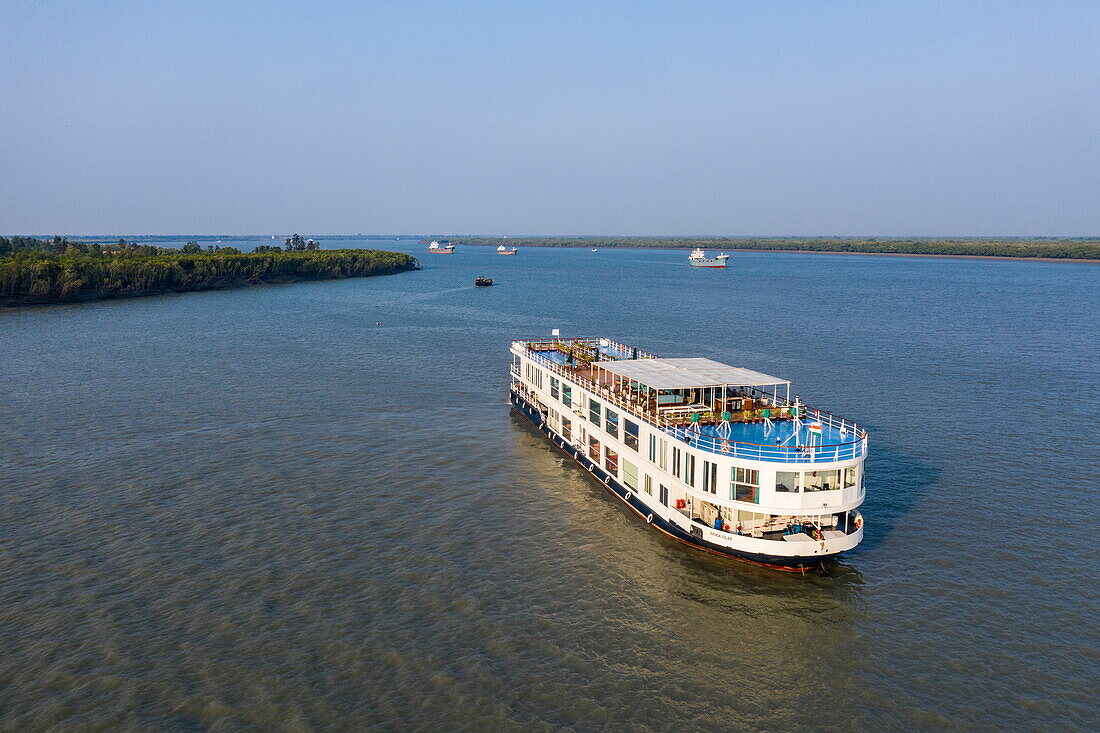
[807,422,823,437]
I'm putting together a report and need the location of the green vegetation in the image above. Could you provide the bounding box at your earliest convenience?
[0,236,418,306]
[420,236,1100,260]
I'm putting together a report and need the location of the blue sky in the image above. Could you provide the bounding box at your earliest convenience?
[1,0,1097,235]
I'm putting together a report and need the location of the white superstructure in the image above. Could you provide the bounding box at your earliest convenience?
[510,337,866,571]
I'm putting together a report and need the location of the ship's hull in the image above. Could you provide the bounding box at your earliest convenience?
[497,251,517,255]
[689,259,727,268]
[510,390,836,572]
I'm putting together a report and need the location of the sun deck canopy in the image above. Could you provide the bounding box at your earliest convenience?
[592,357,788,390]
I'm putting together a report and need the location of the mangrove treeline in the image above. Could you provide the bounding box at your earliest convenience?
[419,236,1100,260]
[0,237,418,306]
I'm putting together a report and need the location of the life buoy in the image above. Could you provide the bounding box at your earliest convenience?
[675,499,687,509]
[855,517,863,530]
[646,514,654,524]
[721,440,731,454]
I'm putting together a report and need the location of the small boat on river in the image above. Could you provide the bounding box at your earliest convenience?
[688,248,730,268]
[475,277,494,287]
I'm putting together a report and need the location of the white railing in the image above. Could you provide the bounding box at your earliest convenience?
[663,424,866,463]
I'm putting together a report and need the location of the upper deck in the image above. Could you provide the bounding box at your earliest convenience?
[513,337,867,463]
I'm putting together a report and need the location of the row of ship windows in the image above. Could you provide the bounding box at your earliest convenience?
[529,365,861,503]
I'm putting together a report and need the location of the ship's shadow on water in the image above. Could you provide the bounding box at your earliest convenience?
[855,442,940,553]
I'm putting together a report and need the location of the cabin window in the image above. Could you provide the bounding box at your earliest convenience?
[685,454,696,486]
[605,448,619,477]
[648,434,657,462]
[644,474,653,495]
[622,459,638,489]
[843,466,859,488]
[550,377,559,400]
[624,420,639,450]
[659,484,669,507]
[561,384,571,407]
[658,439,668,471]
[701,461,717,494]
[803,469,840,492]
[605,409,619,439]
[589,398,601,426]
[672,447,681,478]
[588,436,601,464]
[731,467,759,503]
[776,471,799,492]
[561,416,571,442]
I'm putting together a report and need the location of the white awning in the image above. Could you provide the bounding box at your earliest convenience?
[592,357,788,390]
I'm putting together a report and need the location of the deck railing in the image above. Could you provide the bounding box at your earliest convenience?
[518,343,867,464]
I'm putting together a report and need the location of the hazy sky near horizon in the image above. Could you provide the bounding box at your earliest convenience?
[1,1,1098,236]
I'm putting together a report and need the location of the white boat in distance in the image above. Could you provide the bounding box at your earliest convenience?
[428,241,456,254]
[497,245,519,255]
[688,248,730,268]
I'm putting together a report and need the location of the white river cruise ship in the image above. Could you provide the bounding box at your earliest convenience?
[510,337,867,572]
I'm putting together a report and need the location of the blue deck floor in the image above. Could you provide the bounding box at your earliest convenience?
[694,419,849,447]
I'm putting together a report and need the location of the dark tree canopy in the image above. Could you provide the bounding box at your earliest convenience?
[0,238,419,306]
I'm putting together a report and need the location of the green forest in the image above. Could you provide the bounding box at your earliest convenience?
[420,236,1100,260]
[0,237,418,306]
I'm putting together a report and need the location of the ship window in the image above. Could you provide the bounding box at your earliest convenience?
[672,447,681,478]
[701,461,717,494]
[658,439,668,471]
[776,471,799,492]
[561,384,571,407]
[648,434,657,462]
[624,420,639,450]
[561,416,571,442]
[588,436,601,463]
[731,467,759,503]
[804,469,840,492]
[589,398,601,426]
[550,377,559,400]
[843,466,859,488]
[605,409,619,439]
[659,484,669,506]
[622,459,638,489]
[605,448,619,477]
[644,474,653,495]
[685,454,696,486]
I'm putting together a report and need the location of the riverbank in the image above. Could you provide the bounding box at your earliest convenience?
[419,236,1100,261]
[0,249,419,306]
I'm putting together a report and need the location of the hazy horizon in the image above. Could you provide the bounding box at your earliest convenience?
[2,1,1098,236]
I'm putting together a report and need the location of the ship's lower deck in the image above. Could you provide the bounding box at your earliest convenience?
[511,389,858,572]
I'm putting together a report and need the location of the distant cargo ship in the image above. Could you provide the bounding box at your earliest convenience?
[428,241,456,254]
[497,245,518,255]
[688,248,730,268]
